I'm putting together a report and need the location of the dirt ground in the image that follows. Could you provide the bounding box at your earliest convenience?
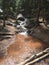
[0,34,49,65]
[0,18,49,65]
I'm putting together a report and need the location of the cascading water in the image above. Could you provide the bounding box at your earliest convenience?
[17,14,28,36]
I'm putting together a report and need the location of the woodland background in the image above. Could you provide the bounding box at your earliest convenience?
[0,0,49,27]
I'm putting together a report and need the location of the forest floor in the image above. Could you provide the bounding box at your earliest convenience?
[0,19,49,65]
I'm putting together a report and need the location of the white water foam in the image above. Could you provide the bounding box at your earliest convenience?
[19,31,27,36]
